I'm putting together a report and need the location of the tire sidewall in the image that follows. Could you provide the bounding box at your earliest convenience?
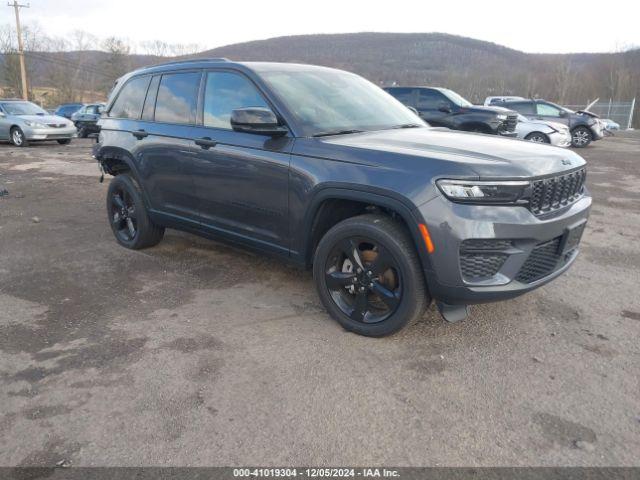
[106,175,151,249]
[313,219,423,337]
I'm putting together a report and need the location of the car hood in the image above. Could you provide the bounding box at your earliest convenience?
[320,127,585,178]
[465,105,516,115]
[17,114,72,124]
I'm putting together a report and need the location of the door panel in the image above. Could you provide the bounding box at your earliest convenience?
[134,122,200,222]
[191,128,292,250]
[134,71,202,223]
[191,70,292,251]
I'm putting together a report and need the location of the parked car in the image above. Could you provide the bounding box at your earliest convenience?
[490,98,604,147]
[95,59,590,337]
[515,114,571,147]
[71,103,105,137]
[0,99,77,146]
[484,96,525,105]
[54,102,84,119]
[385,86,518,136]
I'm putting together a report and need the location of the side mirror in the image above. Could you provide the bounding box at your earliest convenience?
[558,110,568,118]
[438,104,452,114]
[0,111,5,117]
[231,107,288,136]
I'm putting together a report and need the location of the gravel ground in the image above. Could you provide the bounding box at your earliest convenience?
[0,133,639,467]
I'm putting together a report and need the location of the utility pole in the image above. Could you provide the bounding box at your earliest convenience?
[8,1,30,100]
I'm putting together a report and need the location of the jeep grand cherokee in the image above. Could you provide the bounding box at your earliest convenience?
[94,59,591,337]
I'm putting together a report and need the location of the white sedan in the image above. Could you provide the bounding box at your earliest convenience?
[515,114,572,147]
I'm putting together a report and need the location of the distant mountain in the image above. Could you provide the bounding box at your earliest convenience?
[2,32,638,125]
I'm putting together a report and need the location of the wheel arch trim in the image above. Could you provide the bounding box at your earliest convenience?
[301,184,436,289]
[95,146,152,207]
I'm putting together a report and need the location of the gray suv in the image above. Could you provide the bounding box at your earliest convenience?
[94,59,591,337]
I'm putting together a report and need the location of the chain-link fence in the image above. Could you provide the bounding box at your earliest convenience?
[565,99,636,130]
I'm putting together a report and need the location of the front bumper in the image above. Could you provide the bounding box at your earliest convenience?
[24,125,77,140]
[417,191,591,305]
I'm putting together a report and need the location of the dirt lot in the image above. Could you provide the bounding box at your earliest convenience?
[1,133,639,467]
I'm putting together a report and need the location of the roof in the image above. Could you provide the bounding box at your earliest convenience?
[129,58,347,77]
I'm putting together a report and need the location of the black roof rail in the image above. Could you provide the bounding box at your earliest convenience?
[147,57,230,69]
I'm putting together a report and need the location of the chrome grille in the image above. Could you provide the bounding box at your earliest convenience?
[530,168,586,215]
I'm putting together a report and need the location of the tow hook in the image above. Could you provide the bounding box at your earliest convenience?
[436,301,470,323]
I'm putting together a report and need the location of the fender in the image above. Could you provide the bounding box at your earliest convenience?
[95,145,153,209]
[300,184,436,291]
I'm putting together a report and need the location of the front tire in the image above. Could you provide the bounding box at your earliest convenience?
[525,132,550,143]
[571,126,592,148]
[10,127,28,147]
[57,139,71,145]
[106,174,164,250]
[313,214,429,337]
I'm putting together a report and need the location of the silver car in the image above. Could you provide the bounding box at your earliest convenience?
[515,114,572,147]
[0,99,77,147]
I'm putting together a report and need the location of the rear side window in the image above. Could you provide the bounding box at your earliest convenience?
[109,76,151,119]
[506,101,535,115]
[387,88,415,106]
[203,71,269,129]
[154,72,201,124]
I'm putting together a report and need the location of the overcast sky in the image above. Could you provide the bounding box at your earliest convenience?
[7,0,640,54]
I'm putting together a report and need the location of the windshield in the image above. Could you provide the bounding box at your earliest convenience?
[439,89,473,108]
[0,101,47,116]
[260,69,425,136]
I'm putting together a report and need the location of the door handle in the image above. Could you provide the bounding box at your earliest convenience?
[195,137,218,149]
[132,129,149,139]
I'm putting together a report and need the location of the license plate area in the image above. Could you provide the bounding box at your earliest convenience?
[559,220,586,255]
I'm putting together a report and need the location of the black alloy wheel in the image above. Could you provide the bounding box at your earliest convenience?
[324,236,402,324]
[110,186,138,243]
[106,174,164,250]
[313,214,429,337]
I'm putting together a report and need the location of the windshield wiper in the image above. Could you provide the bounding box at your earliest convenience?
[312,129,364,138]
[387,123,422,129]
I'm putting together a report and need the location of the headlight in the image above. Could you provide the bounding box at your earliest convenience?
[496,114,508,121]
[24,120,46,128]
[436,179,530,204]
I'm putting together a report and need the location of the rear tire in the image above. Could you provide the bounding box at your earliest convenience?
[313,214,429,337]
[106,174,164,250]
[57,139,71,145]
[525,132,550,143]
[571,126,592,148]
[10,127,28,147]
